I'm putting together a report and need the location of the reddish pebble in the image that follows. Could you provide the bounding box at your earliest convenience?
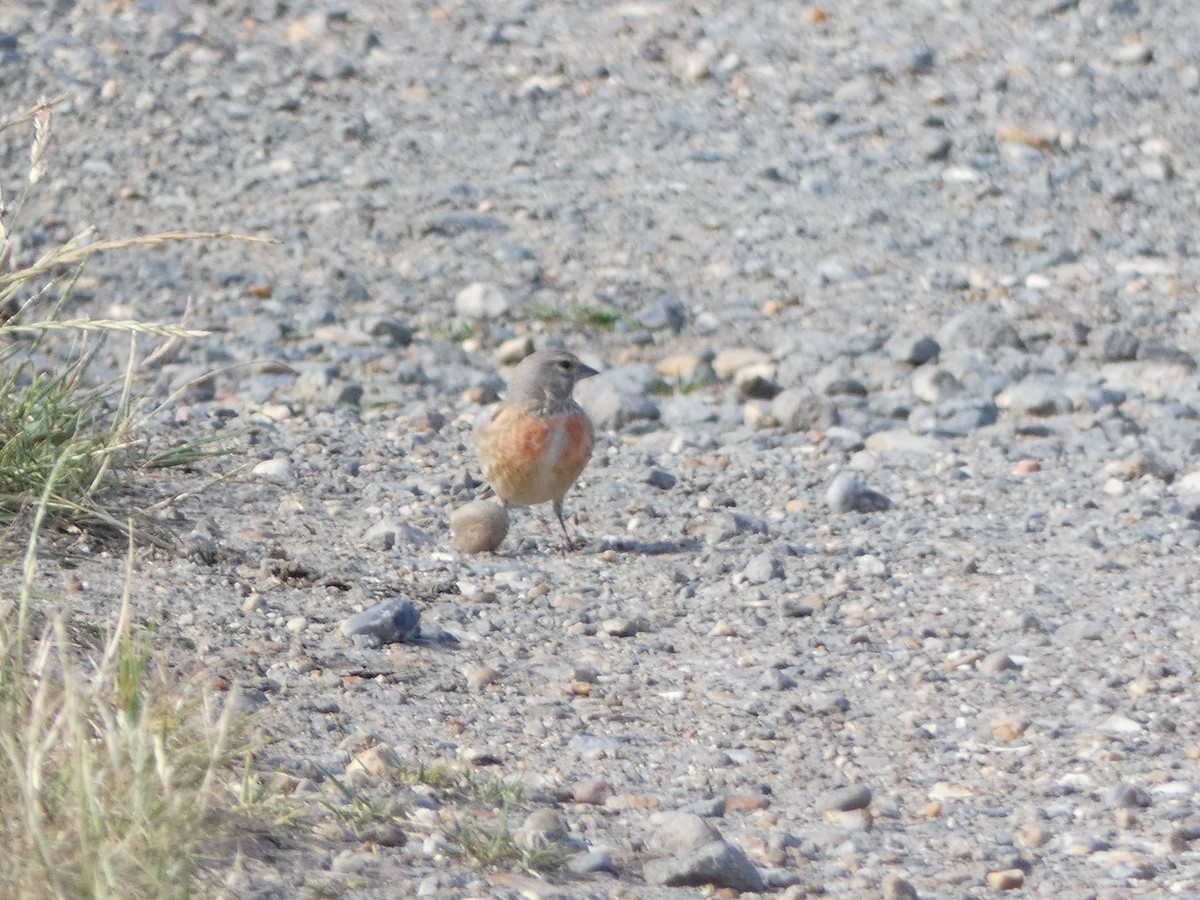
[725,793,771,812]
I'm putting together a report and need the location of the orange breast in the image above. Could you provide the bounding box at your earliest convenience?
[475,405,593,506]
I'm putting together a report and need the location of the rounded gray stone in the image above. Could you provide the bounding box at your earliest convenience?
[449,499,510,553]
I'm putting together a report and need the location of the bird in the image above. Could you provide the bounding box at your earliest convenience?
[474,348,598,549]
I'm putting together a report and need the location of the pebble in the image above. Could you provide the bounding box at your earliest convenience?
[449,500,510,553]
[340,598,421,647]
[880,872,920,899]
[912,367,963,404]
[494,335,535,365]
[887,333,941,366]
[1108,783,1152,809]
[643,812,765,892]
[816,784,873,813]
[515,808,567,849]
[454,281,510,319]
[995,378,1074,417]
[601,617,639,637]
[464,664,501,688]
[251,457,294,484]
[575,364,661,430]
[1120,448,1175,482]
[741,552,783,583]
[985,868,1025,891]
[937,313,1024,352]
[825,472,892,514]
[645,468,677,490]
[568,849,619,875]
[772,387,840,432]
[572,778,613,805]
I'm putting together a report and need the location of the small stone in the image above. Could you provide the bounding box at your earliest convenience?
[735,362,782,399]
[682,796,726,817]
[995,378,1072,416]
[572,778,613,805]
[465,383,501,405]
[825,472,891,514]
[992,717,1029,741]
[341,598,421,647]
[822,808,872,830]
[1012,459,1040,474]
[455,282,510,319]
[643,815,765,892]
[465,664,501,688]
[724,793,770,812]
[708,619,737,637]
[937,313,1024,352]
[882,872,921,899]
[359,822,407,847]
[285,616,308,634]
[646,468,677,490]
[638,295,687,332]
[347,745,400,779]
[1108,782,1152,809]
[461,747,502,766]
[986,869,1025,891]
[743,402,779,430]
[923,134,952,162]
[912,367,963,404]
[365,316,413,346]
[569,663,599,683]
[450,500,510,553]
[1091,325,1139,362]
[515,808,567,849]
[1168,825,1200,853]
[252,457,293,484]
[816,784,872,813]
[1120,448,1176,483]
[647,811,721,856]
[978,651,1017,674]
[569,850,619,875]
[1099,713,1143,736]
[712,348,769,379]
[995,120,1056,151]
[422,211,509,236]
[602,617,639,637]
[887,333,940,365]
[742,552,783,583]
[494,335,535,365]
[1111,42,1152,65]
[773,387,839,432]
[574,364,661,430]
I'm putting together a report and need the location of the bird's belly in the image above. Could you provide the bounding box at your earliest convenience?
[478,409,592,506]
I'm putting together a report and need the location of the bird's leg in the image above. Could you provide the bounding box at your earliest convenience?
[552,497,577,551]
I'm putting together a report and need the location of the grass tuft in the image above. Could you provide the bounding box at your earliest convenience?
[0,96,266,544]
[527,300,628,332]
[0,520,246,898]
[0,96,282,897]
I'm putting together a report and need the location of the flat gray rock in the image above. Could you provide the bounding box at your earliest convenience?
[340,599,420,647]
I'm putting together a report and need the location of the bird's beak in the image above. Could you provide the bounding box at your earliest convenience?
[579,362,600,379]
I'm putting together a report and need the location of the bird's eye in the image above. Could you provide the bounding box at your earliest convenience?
[557,360,572,370]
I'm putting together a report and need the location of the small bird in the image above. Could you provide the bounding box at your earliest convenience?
[474,348,598,549]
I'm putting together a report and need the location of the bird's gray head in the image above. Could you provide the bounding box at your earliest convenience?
[505,348,599,407]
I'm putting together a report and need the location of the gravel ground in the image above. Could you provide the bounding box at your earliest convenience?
[5,0,1200,897]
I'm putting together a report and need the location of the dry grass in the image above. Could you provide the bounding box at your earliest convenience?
[0,96,278,897]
